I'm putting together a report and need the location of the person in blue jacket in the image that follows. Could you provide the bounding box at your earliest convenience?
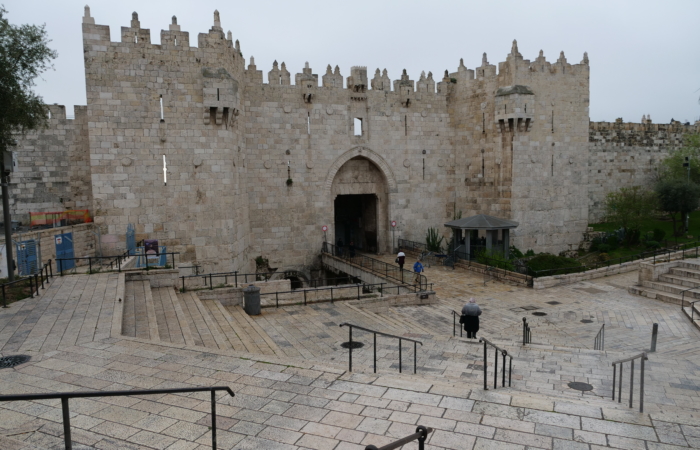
[413,259,424,287]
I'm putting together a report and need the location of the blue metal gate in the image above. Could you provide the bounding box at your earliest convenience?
[16,239,38,276]
[55,233,75,271]
[126,224,136,255]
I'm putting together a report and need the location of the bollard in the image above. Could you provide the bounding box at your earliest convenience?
[650,323,658,352]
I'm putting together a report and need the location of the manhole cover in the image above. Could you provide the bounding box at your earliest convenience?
[0,355,31,369]
[568,382,594,392]
[340,342,364,349]
[580,319,593,323]
[532,312,547,316]
[522,306,540,311]
[546,301,562,305]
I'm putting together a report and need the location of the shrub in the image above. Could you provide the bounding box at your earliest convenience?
[524,249,535,257]
[645,240,661,249]
[590,237,602,252]
[509,245,524,258]
[599,253,610,262]
[477,250,515,272]
[526,253,583,276]
[425,227,444,252]
[597,244,611,253]
[652,228,665,242]
[606,235,619,251]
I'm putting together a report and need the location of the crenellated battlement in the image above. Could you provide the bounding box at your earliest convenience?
[589,118,699,149]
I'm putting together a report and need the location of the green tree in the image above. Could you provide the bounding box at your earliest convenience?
[604,186,657,245]
[0,6,57,152]
[658,134,700,183]
[655,179,700,237]
[425,227,444,252]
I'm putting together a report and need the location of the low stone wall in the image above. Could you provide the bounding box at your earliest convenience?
[533,247,700,289]
[0,223,98,268]
[321,254,409,293]
[124,269,179,288]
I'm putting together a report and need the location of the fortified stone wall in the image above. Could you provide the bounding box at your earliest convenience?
[7,105,91,224]
[587,118,700,222]
[8,8,699,276]
[81,9,251,274]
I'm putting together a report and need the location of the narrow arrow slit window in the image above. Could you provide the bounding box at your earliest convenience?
[163,155,167,186]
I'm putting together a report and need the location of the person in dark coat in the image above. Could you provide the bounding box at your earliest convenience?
[461,297,482,339]
[396,251,405,270]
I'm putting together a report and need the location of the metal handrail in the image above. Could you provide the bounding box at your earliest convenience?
[612,352,648,412]
[322,242,429,291]
[680,285,700,310]
[258,282,422,308]
[56,252,179,275]
[339,322,423,374]
[181,271,272,291]
[522,317,532,345]
[0,386,235,450]
[0,260,53,307]
[594,323,605,350]
[479,337,512,390]
[365,425,433,450]
[689,299,700,322]
[452,310,463,337]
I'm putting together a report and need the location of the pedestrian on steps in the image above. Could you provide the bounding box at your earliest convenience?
[460,297,482,339]
[413,259,424,288]
[396,251,405,270]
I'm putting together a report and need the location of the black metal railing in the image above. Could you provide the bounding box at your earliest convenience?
[452,310,463,337]
[686,299,700,323]
[322,242,428,291]
[612,352,648,412]
[530,241,700,278]
[180,271,273,292]
[594,323,605,350]
[259,282,417,308]
[56,252,178,275]
[0,260,54,307]
[365,425,433,450]
[479,337,512,390]
[397,238,428,254]
[522,317,532,345]
[680,285,700,312]
[0,386,235,450]
[339,322,422,374]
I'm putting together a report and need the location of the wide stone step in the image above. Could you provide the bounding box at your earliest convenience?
[669,265,700,280]
[642,280,700,298]
[657,273,700,288]
[682,306,700,331]
[628,285,688,306]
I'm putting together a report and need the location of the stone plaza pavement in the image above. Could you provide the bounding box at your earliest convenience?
[0,263,699,449]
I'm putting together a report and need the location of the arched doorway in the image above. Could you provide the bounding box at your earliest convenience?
[331,156,389,254]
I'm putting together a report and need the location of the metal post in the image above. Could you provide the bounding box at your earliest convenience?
[146,253,149,270]
[1,174,14,282]
[508,357,512,386]
[331,287,333,303]
[494,347,498,389]
[399,338,402,373]
[209,274,213,290]
[357,284,360,300]
[211,390,217,449]
[502,352,506,387]
[373,333,377,373]
[417,425,427,450]
[171,252,175,269]
[304,289,307,306]
[483,340,488,390]
[640,355,645,413]
[234,271,238,288]
[2,284,6,308]
[59,258,63,276]
[61,397,72,450]
[34,274,39,296]
[29,276,34,298]
[453,313,456,337]
[380,283,383,297]
[275,292,279,308]
[612,364,616,400]
[650,323,658,352]
[89,257,92,274]
[629,360,634,408]
[414,341,417,374]
[618,363,623,403]
[522,318,526,345]
[182,277,186,292]
[348,326,353,372]
[40,266,44,289]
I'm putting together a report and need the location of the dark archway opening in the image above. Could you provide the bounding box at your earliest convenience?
[286,276,303,290]
[334,194,378,253]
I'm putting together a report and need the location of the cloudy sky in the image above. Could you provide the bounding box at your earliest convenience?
[7,0,700,124]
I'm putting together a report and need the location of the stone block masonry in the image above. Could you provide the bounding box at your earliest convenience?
[8,6,696,277]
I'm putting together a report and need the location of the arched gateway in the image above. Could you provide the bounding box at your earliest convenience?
[327,147,396,254]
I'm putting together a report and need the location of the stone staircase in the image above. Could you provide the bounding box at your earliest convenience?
[629,259,700,330]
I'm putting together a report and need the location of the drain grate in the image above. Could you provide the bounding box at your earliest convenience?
[532,312,547,316]
[521,306,540,311]
[0,355,31,369]
[340,341,364,349]
[580,319,594,324]
[568,381,594,392]
[546,301,562,305]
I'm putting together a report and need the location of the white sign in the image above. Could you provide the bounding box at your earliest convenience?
[391,221,397,228]
[322,225,328,232]
[55,236,62,245]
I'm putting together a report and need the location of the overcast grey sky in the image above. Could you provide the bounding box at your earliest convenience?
[6,0,700,123]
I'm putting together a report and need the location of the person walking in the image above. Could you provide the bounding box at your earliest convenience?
[413,259,424,288]
[460,297,482,339]
[396,251,405,270]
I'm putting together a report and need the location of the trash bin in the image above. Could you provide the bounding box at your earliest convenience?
[243,284,261,315]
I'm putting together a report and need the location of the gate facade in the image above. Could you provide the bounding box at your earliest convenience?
[55,233,75,271]
[16,239,38,276]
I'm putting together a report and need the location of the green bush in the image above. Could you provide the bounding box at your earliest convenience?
[590,237,602,252]
[526,253,583,276]
[509,245,524,258]
[652,228,665,242]
[597,244,611,253]
[524,249,535,257]
[425,227,444,252]
[606,235,619,251]
[477,250,514,272]
[645,240,661,249]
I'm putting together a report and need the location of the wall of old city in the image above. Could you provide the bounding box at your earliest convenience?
[6,8,700,277]
[587,119,699,222]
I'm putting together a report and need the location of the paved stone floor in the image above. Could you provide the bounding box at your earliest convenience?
[0,261,699,449]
